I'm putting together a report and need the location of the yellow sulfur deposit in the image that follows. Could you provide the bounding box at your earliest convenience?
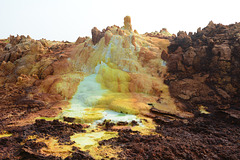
[89,145,122,160]
[38,16,194,159]
[36,137,74,159]
[199,105,210,114]
[59,16,187,124]
[96,63,131,93]
[0,131,12,138]
[70,131,118,150]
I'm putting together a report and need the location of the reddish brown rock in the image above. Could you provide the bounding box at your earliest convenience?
[118,29,124,36]
[75,36,87,45]
[169,77,220,105]
[91,27,105,45]
[138,47,157,63]
[168,31,192,53]
[134,29,138,34]
[104,30,113,46]
[165,21,240,114]
[167,53,184,72]
[161,49,169,61]
[131,35,136,50]
[212,44,231,61]
[0,41,7,49]
[182,47,196,66]
[9,35,21,45]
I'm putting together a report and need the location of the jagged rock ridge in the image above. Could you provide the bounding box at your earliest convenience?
[165,21,240,121]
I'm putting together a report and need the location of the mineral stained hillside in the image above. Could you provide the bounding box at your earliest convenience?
[0,16,239,159]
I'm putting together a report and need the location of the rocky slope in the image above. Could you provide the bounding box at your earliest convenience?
[0,35,79,129]
[0,17,239,159]
[164,21,240,123]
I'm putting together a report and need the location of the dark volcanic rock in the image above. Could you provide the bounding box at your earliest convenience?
[168,31,192,53]
[33,119,86,141]
[91,27,105,45]
[0,119,90,159]
[65,149,94,160]
[165,21,240,116]
[99,117,240,160]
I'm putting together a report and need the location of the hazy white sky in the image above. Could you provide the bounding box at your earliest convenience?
[0,0,239,42]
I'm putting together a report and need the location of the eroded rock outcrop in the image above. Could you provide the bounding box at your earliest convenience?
[91,27,105,45]
[165,21,240,117]
[75,36,87,45]
[123,16,132,31]
[145,28,176,40]
[70,16,185,121]
[0,35,77,129]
